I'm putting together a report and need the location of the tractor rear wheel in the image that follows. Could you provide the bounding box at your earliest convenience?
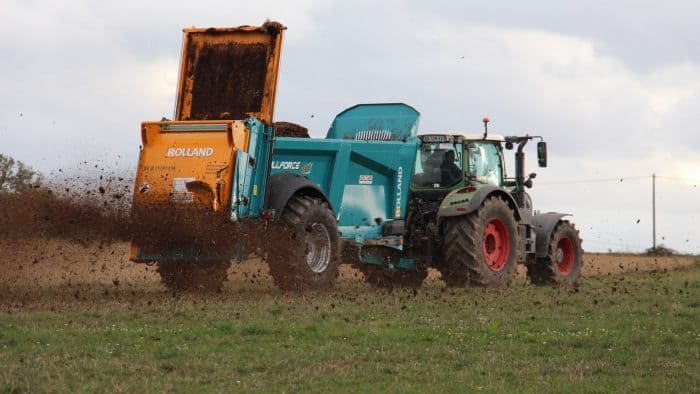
[156,260,231,292]
[527,221,583,286]
[266,195,340,290]
[439,196,518,287]
[357,247,428,289]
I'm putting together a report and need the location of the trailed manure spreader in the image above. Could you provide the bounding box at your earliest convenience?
[130,22,582,291]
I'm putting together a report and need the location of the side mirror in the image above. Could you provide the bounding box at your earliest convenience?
[537,141,547,167]
[505,141,513,150]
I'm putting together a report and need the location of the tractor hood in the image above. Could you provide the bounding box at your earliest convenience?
[174,21,285,125]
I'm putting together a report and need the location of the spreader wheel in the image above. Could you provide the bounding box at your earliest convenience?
[526,220,583,286]
[266,195,341,291]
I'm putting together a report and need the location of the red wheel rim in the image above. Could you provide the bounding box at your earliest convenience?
[482,218,510,272]
[556,236,575,275]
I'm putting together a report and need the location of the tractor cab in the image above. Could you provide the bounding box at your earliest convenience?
[411,133,506,194]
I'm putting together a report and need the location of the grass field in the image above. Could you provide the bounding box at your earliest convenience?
[1,261,697,393]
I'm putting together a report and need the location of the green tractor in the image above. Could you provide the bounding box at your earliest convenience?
[359,118,583,288]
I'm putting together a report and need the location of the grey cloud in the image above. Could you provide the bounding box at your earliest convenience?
[408,0,700,72]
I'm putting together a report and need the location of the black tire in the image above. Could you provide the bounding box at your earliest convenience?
[156,260,231,292]
[266,196,340,290]
[439,196,518,287]
[356,247,428,289]
[527,221,583,286]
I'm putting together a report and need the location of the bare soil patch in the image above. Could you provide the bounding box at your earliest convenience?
[1,237,695,292]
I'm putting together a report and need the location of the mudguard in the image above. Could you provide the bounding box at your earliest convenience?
[265,172,332,221]
[531,213,569,257]
[438,185,521,221]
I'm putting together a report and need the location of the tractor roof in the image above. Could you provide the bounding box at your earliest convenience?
[418,132,505,143]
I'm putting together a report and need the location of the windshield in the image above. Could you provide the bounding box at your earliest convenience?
[412,142,463,188]
[466,142,503,187]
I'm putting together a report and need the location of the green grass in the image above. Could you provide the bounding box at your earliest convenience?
[1,267,698,393]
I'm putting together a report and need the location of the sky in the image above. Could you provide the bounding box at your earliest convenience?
[1,0,698,253]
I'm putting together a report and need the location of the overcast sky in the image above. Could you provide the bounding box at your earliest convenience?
[1,0,698,253]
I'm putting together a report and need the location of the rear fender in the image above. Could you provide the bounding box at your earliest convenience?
[531,213,569,257]
[265,172,332,221]
[438,185,521,221]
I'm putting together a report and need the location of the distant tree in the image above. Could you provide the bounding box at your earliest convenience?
[0,153,42,193]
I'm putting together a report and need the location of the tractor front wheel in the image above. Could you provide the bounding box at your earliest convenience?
[527,220,583,286]
[266,196,341,291]
[439,196,518,287]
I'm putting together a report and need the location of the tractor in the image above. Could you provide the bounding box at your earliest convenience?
[357,118,584,288]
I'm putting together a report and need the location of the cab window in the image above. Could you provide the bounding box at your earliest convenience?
[466,142,503,187]
[412,142,462,188]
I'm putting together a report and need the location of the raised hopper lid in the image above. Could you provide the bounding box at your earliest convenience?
[174,21,285,124]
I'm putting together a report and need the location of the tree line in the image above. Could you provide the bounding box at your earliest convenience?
[0,154,41,193]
